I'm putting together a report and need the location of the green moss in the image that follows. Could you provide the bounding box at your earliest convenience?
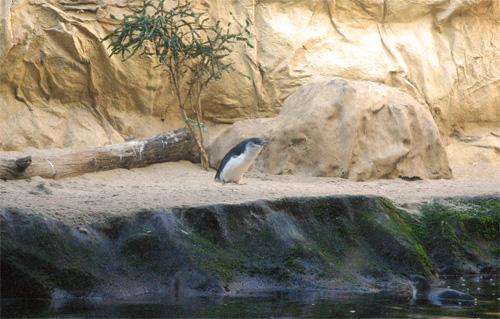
[400,196,500,273]
[302,226,351,265]
[490,246,500,255]
[258,226,275,242]
[416,197,499,258]
[376,197,433,271]
[311,201,347,220]
[2,240,96,295]
[185,231,244,282]
[419,197,499,241]
[122,232,165,270]
[301,241,335,264]
[124,232,162,255]
[306,200,358,262]
[283,247,307,274]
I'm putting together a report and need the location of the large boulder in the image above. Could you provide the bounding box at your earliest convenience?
[208,76,452,181]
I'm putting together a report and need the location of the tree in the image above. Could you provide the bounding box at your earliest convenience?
[102,0,253,169]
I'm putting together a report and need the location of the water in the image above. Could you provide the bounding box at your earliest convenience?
[2,276,499,318]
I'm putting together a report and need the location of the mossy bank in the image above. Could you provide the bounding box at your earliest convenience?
[1,195,498,300]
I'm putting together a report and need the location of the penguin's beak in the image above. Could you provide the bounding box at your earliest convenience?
[261,141,269,146]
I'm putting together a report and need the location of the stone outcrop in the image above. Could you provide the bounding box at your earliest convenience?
[1,0,498,165]
[2,196,498,300]
[208,76,452,181]
[4,196,424,299]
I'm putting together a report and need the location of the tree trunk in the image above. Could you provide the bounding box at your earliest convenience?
[195,78,210,170]
[0,127,198,180]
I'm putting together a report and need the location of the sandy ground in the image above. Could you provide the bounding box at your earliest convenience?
[1,161,498,227]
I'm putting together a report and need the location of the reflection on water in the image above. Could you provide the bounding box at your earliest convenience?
[2,276,499,318]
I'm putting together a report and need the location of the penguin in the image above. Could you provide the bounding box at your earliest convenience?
[214,138,268,184]
[409,275,476,306]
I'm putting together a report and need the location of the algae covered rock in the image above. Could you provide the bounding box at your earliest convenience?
[1,196,430,299]
[2,196,497,299]
[413,197,500,274]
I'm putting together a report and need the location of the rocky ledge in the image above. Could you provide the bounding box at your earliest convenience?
[1,195,498,300]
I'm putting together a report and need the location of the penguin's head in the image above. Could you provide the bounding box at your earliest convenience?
[409,275,430,292]
[245,138,268,150]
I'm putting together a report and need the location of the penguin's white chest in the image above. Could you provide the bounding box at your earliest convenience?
[219,154,255,183]
[219,146,264,183]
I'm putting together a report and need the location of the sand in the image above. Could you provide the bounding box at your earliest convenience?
[1,161,498,227]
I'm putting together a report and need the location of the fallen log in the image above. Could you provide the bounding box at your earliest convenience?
[0,127,198,180]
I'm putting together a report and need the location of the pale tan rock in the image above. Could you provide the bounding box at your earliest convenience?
[0,0,498,169]
[0,0,184,151]
[208,76,452,181]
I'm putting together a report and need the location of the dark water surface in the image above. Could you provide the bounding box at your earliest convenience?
[2,276,499,318]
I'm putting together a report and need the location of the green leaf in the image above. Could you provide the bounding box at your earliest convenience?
[102,0,253,148]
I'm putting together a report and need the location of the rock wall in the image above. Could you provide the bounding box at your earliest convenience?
[1,0,498,163]
[2,196,498,300]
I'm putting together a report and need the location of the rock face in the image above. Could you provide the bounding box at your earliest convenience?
[0,196,436,300]
[208,77,452,181]
[0,0,499,166]
[2,196,498,301]
[0,0,182,151]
